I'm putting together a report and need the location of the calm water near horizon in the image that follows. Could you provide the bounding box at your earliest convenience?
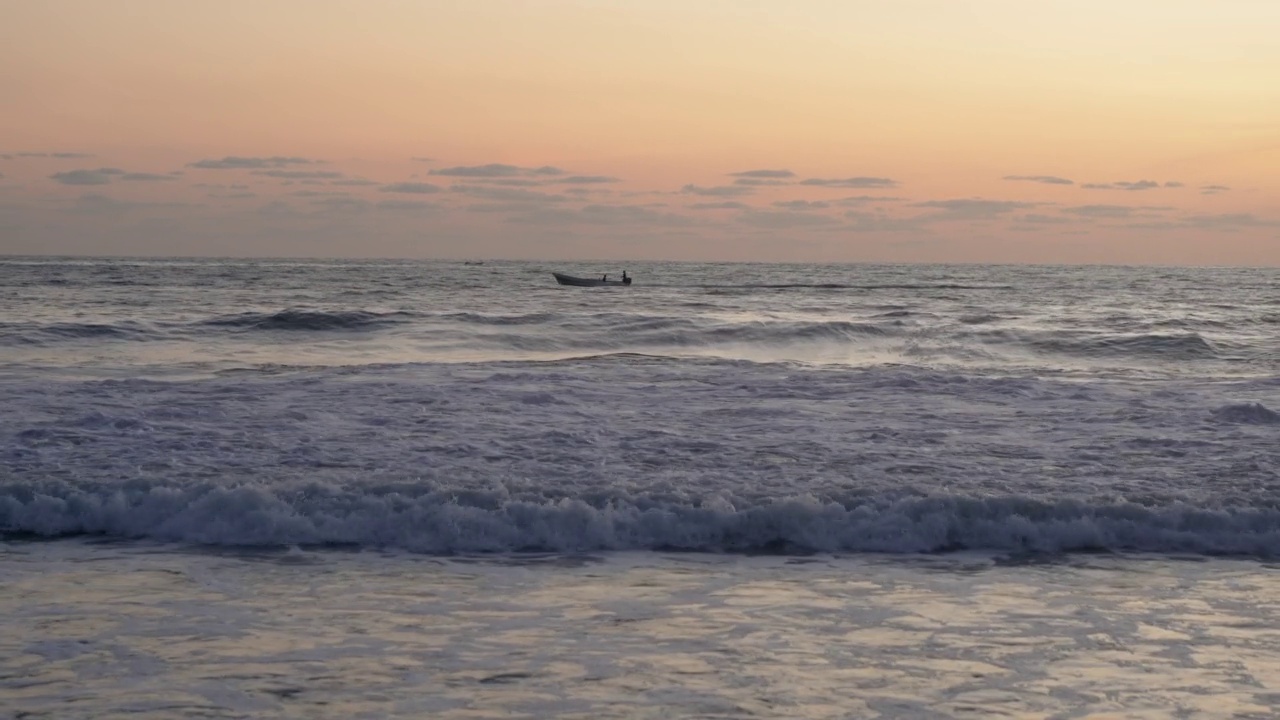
[4,257,1280,718]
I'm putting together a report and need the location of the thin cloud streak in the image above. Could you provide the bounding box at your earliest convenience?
[681,184,754,197]
[429,164,564,177]
[2,152,95,160]
[1003,175,1074,185]
[189,156,317,169]
[551,176,621,184]
[688,201,749,210]
[730,169,795,178]
[379,182,441,194]
[799,177,897,188]
[1082,180,1161,191]
[253,170,345,179]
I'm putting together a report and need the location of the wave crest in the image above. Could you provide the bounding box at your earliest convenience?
[5,484,1280,557]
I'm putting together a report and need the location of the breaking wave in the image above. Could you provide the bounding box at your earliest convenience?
[5,483,1280,557]
[1212,402,1280,425]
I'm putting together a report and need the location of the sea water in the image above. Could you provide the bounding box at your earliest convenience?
[2,258,1279,718]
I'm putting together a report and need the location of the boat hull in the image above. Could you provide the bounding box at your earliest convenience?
[552,272,631,287]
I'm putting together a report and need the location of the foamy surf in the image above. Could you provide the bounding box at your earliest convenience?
[6,483,1280,556]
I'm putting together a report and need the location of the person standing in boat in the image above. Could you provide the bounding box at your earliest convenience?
[622,270,629,284]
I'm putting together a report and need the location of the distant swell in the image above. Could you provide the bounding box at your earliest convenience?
[703,283,1011,291]
[201,309,413,331]
[982,331,1223,361]
[5,485,1280,557]
[1,321,153,345]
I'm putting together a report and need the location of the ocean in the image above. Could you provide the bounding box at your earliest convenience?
[3,257,1279,718]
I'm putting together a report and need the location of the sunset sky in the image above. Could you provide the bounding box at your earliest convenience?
[2,0,1278,264]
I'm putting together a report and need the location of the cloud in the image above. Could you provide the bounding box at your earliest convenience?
[1116,180,1160,191]
[119,172,178,182]
[311,196,372,212]
[799,176,898,188]
[1003,175,1074,185]
[1164,181,1184,188]
[2,151,95,160]
[474,178,543,187]
[466,203,543,213]
[1181,213,1275,229]
[1082,180,1161,191]
[428,163,564,177]
[376,199,439,212]
[739,210,840,228]
[688,201,749,210]
[773,200,830,210]
[49,168,124,185]
[329,178,381,187]
[410,156,435,163]
[1063,204,1134,218]
[910,198,1036,220]
[552,175,621,184]
[379,182,441,194]
[733,178,791,186]
[1201,185,1231,194]
[188,156,316,169]
[730,169,795,179]
[451,185,567,203]
[834,195,904,206]
[681,184,754,197]
[253,170,345,179]
[1016,213,1074,224]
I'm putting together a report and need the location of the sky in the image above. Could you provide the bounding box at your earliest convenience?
[1,0,1278,264]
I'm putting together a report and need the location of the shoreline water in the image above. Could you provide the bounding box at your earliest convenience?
[4,540,1279,719]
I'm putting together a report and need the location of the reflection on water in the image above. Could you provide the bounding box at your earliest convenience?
[4,543,1279,718]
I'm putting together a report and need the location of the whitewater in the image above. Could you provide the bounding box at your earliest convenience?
[4,257,1280,718]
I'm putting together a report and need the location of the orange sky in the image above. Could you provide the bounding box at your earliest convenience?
[1,0,1277,263]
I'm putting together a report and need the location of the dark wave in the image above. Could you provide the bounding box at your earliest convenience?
[437,312,558,326]
[0,321,154,345]
[1039,333,1220,360]
[974,330,1223,361]
[690,283,1013,291]
[200,309,414,331]
[4,483,1280,557]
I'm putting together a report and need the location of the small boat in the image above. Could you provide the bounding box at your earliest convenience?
[552,272,632,287]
